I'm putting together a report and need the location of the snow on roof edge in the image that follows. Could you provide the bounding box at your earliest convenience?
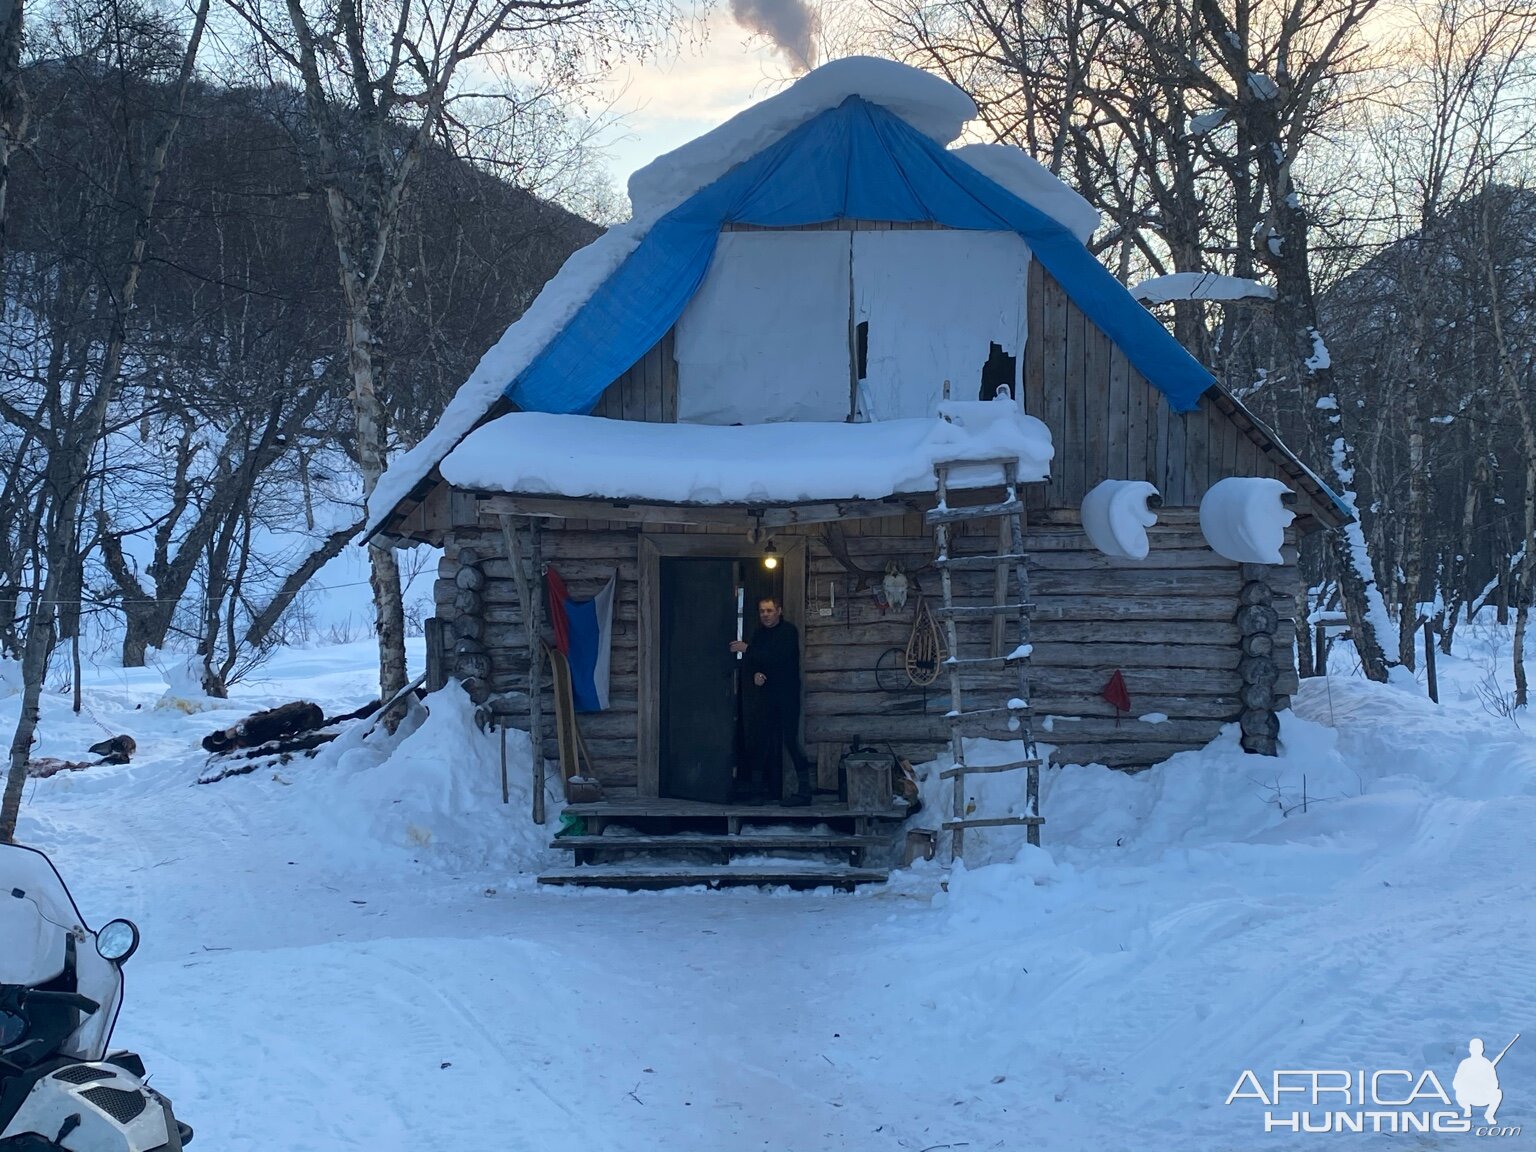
[363,224,643,539]
[948,143,1100,244]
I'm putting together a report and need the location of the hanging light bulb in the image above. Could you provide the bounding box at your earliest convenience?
[762,539,779,570]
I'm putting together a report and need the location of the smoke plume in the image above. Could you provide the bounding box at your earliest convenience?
[731,0,820,72]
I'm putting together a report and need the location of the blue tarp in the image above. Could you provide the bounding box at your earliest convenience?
[505,97,1216,416]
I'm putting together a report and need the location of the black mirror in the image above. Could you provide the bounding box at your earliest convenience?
[96,919,139,964]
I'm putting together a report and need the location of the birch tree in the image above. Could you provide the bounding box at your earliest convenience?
[224,0,683,704]
[1,0,212,843]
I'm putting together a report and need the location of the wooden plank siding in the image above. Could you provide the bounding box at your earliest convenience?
[1027,264,1303,509]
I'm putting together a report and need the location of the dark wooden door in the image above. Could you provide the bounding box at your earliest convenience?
[660,559,738,802]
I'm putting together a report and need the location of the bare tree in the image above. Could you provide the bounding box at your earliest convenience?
[1,0,212,842]
[223,0,683,705]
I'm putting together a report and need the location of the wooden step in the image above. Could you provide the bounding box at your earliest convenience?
[550,834,886,852]
[934,553,1030,570]
[560,799,909,820]
[537,864,889,891]
[940,759,1040,780]
[940,817,1050,835]
[925,498,1024,526]
[932,603,1032,620]
[943,815,1044,830]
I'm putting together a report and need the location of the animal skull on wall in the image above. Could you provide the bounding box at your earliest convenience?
[882,562,910,610]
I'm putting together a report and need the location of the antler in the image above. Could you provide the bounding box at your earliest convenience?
[822,523,885,589]
[821,522,946,589]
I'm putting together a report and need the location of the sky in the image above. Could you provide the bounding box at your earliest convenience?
[593,10,807,197]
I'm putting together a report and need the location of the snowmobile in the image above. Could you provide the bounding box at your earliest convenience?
[0,843,192,1151]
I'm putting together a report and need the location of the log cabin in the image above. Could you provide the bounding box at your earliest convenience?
[363,58,1350,885]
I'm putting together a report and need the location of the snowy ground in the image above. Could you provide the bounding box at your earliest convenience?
[4,626,1534,1151]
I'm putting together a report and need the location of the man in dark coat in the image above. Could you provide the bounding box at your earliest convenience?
[729,596,814,805]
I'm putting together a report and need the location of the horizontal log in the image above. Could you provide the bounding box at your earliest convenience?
[1241,632,1273,657]
[804,616,1246,649]
[1029,570,1243,597]
[455,566,486,591]
[1239,581,1272,606]
[1239,656,1279,687]
[1240,708,1280,738]
[1038,715,1225,744]
[803,690,1243,724]
[1044,741,1197,768]
[1236,604,1280,634]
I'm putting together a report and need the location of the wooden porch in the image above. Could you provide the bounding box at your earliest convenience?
[537,796,913,891]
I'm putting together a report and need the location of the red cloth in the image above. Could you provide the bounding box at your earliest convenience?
[1101,669,1131,713]
[544,567,572,655]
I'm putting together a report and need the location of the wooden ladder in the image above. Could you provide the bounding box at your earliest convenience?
[927,458,1044,860]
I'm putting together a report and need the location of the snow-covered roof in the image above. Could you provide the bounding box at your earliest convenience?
[439,402,1054,506]
[366,57,1213,539]
[948,144,1099,244]
[628,57,977,225]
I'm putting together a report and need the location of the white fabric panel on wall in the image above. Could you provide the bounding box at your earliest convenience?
[853,231,1031,421]
[675,231,852,424]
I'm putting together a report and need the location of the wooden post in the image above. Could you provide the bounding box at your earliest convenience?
[499,514,548,825]
[1423,619,1439,704]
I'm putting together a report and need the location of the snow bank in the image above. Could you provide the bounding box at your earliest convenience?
[1079,479,1160,560]
[440,402,1053,505]
[627,57,976,221]
[149,650,223,714]
[1131,272,1275,303]
[0,655,20,698]
[948,143,1099,243]
[309,683,561,875]
[1198,476,1295,565]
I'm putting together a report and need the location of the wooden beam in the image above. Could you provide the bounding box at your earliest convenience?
[477,493,920,529]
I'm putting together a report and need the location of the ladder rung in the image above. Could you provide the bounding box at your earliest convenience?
[933,603,1031,620]
[934,553,1029,570]
[940,759,1040,779]
[925,499,1024,526]
[943,816,1045,830]
[944,652,1032,669]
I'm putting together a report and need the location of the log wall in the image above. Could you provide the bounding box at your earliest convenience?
[432,508,1301,785]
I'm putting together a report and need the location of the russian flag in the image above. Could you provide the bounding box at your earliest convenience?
[545,567,616,712]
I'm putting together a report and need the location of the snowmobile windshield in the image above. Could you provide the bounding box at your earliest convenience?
[0,843,124,1062]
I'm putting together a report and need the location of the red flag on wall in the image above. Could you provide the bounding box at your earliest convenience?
[1101,670,1132,715]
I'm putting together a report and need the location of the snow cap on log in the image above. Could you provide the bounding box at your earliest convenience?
[1080,479,1161,560]
[1199,477,1295,565]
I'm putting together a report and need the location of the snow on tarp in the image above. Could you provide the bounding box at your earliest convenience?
[1199,476,1295,565]
[365,57,1216,538]
[947,144,1099,243]
[627,56,976,222]
[1080,479,1161,560]
[1131,272,1276,304]
[438,402,1054,505]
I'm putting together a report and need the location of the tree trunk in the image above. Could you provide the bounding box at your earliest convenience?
[337,281,407,703]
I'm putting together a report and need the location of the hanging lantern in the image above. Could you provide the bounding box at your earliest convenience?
[762,539,779,570]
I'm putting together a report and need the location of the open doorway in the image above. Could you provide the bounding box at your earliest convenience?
[658,556,783,803]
